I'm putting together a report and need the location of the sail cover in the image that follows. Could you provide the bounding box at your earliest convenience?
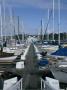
[51,47,67,56]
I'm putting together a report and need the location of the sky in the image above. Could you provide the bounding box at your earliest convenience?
[0,0,67,35]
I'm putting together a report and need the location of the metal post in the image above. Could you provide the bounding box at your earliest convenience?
[41,78,42,90]
[21,78,22,90]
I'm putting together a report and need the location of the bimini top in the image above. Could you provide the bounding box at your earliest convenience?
[51,47,67,56]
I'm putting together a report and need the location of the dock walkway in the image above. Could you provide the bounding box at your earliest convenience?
[23,44,41,90]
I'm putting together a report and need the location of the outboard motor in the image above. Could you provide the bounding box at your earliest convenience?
[40,51,47,56]
[58,45,62,49]
[3,41,7,47]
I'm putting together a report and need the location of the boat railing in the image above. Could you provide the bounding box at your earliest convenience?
[41,78,61,90]
[6,78,23,90]
[41,78,46,90]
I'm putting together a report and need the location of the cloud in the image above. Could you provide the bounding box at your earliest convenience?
[0,0,67,10]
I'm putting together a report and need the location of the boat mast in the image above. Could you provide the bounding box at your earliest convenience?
[22,20,25,41]
[10,7,13,40]
[40,19,43,43]
[18,16,19,37]
[17,16,21,43]
[0,4,3,46]
[58,0,60,45]
[37,29,39,40]
[12,15,15,38]
[14,24,16,46]
[3,0,6,41]
[47,9,49,41]
[53,0,54,41]
[45,9,52,42]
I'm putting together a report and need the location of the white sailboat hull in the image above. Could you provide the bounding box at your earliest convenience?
[49,55,67,61]
[0,56,17,61]
[3,47,23,55]
[51,66,67,83]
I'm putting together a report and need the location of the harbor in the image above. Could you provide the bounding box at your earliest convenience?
[0,41,67,90]
[0,0,67,90]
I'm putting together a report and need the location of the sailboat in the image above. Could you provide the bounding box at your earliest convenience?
[0,3,18,61]
[50,0,67,84]
[39,8,58,55]
[50,63,67,83]
[49,0,67,60]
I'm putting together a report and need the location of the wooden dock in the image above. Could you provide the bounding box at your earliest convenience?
[23,44,41,90]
